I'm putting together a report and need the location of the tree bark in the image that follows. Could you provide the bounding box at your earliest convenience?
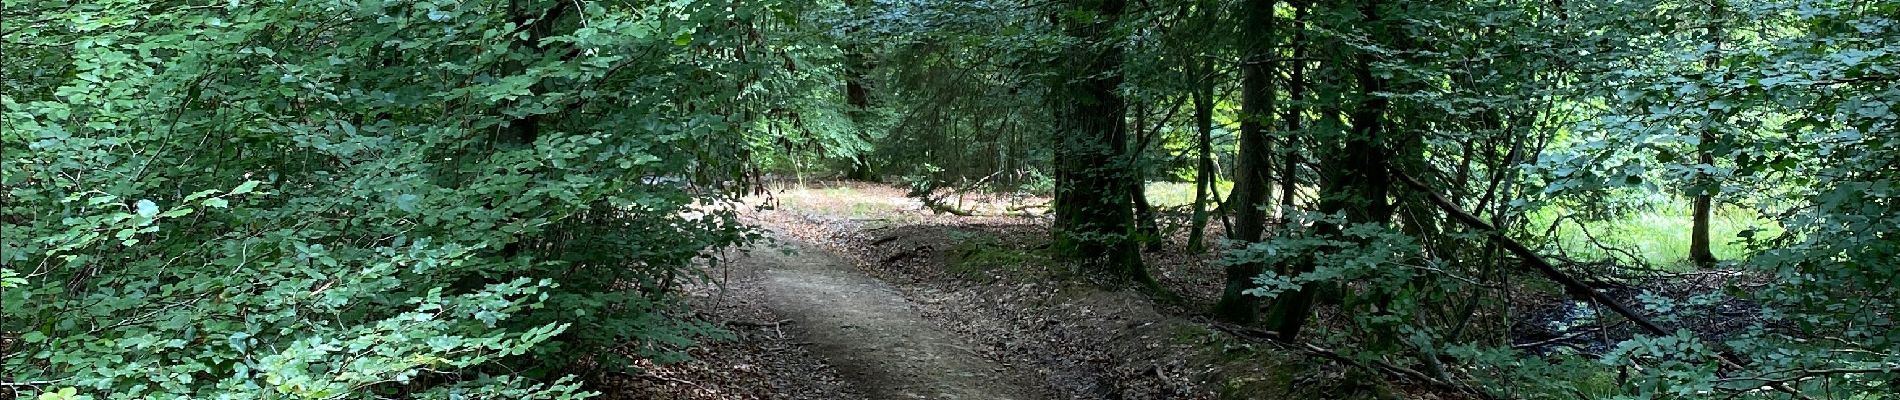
[1051,0,1153,286]
[1214,0,1277,324]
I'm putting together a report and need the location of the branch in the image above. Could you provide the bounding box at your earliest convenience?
[1389,164,1818,400]
[1388,165,1669,336]
[724,319,793,328]
[1513,320,1629,350]
[1,380,64,387]
[629,372,702,389]
[1715,367,1897,386]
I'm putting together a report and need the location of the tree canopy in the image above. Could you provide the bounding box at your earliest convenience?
[3,0,1895,398]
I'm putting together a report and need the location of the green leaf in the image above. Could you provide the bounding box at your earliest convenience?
[135,200,158,218]
[157,207,193,218]
[38,387,76,400]
[182,189,221,202]
[395,194,419,212]
[203,198,230,208]
[230,180,260,195]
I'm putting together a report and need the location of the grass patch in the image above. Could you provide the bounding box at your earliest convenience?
[1145,181,1233,208]
[1149,179,1781,271]
[1530,198,1784,271]
[768,185,916,221]
[1145,181,1324,211]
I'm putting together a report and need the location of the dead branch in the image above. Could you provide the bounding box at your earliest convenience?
[1512,320,1630,350]
[919,195,977,216]
[1714,367,1897,387]
[633,372,702,389]
[1389,166,1669,335]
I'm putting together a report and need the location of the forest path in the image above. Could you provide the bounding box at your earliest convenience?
[731,230,1044,400]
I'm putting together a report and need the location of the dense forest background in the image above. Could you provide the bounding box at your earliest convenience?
[2,0,1895,399]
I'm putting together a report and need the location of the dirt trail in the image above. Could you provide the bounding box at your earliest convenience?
[733,231,1044,400]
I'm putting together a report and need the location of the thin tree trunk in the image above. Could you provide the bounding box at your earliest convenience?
[1186,57,1217,254]
[1131,102,1162,250]
[1263,0,1394,340]
[841,0,879,181]
[1689,0,1724,268]
[1280,0,1308,217]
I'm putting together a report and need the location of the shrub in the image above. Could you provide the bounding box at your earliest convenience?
[2,0,774,397]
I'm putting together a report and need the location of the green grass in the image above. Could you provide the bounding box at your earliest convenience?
[1530,198,1784,271]
[1145,181,1235,208]
[1146,180,1781,271]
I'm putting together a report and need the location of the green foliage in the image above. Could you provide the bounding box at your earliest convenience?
[847,0,1063,186]
[1532,0,1900,396]
[946,231,1044,278]
[1,0,801,397]
[843,0,1900,396]
[741,1,885,179]
[1219,0,1899,397]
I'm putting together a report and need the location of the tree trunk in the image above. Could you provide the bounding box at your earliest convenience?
[1131,103,1162,250]
[1280,0,1307,216]
[502,0,562,148]
[1214,0,1277,324]
[1051,0,1153,286]
[1263,0,1394,340]
[840,0,880,181]
[1186,57,1217,254]
[1689,0,1724,268]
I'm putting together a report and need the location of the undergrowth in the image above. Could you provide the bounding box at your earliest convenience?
[945,231,1044,279]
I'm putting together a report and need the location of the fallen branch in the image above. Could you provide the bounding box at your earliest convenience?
[1389,167,1669,336]
[1512,320,1629,350]
[1714,366,1898,387]
[1,380,64,388]
[913,171,1004,216]
[918,195,976,216]
[1005,201,1047,213]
